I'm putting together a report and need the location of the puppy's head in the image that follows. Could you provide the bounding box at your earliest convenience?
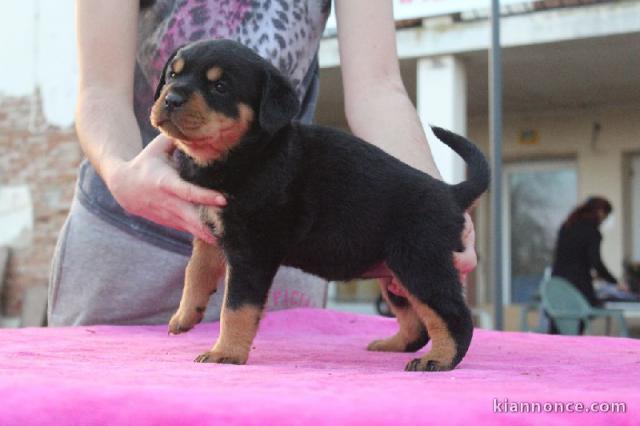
[150,40,300,166]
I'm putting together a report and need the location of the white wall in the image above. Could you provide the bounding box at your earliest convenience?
[470,103,640,304]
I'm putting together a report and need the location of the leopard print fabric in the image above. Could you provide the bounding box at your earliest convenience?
[137,0,331,101]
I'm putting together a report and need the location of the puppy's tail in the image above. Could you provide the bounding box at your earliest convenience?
[431,126,490,210]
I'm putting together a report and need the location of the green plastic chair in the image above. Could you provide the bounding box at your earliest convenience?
[520,267,551,332]
[540,277,629,337]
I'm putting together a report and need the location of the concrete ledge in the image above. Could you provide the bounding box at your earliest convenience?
[320,1,640,67]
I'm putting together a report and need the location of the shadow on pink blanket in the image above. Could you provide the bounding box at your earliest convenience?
[0,308,638,425]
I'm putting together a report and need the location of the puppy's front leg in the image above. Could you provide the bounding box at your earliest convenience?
[195,259,278,365]
[169,239,225,334]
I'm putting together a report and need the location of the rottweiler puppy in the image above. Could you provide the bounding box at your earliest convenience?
[150,39,489,372]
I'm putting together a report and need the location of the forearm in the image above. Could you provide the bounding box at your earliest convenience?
[594,261,617,284]
[345,82,441,178]
[75,89,142,187]
[587,237,617,283]
[75,0,141,188]
[335,0,441,178]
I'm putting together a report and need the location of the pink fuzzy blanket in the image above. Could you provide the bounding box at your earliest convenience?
[0,309,638,425]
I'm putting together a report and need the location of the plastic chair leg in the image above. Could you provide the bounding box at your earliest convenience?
[615,312,629,337]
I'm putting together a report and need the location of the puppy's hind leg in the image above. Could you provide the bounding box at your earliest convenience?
[169,239,226,334]
[367,277,429,353]
[387,247,473,372]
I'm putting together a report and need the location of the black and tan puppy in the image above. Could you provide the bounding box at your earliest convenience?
[150,39,489,372]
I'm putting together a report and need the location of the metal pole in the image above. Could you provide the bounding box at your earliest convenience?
[489,0,504,330]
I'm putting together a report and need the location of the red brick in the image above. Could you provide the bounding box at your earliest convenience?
[0,90,81,316]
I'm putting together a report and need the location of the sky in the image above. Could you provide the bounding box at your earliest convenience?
[1,0,77,128]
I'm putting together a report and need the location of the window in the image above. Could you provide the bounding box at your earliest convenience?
[503,161,578,303]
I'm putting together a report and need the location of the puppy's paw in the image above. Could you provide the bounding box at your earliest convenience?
[168,306,205,335]
[366,335,406,352]
[194,350,248,365]
[404,357,453,372]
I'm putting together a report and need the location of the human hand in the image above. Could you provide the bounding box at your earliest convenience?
[617,281,630,292]
[107,134,226,243]
[453,213,477,283]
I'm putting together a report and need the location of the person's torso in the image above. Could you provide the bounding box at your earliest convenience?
[77,0,331,255]
[552,219,600,280]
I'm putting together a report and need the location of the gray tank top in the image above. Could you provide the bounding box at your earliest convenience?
[76,0,331,256]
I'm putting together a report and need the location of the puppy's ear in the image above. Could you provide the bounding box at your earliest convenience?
[154,47,182,101]
[259,65,300,135]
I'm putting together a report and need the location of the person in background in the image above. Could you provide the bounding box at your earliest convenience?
[48,0,477,326]
[551,196,625,307]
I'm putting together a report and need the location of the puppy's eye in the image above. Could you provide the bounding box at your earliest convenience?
[212,80,228,94]
[168,71,177,79]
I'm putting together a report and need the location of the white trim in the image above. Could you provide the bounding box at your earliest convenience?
[325,0,532,32]
[320,1,640,67]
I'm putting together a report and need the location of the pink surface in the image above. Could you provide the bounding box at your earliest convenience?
[0,309,638,425]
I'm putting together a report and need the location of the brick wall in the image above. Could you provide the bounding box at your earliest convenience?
[0,90,81,316]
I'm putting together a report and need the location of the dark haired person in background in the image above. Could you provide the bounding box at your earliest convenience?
[551,197,623,307]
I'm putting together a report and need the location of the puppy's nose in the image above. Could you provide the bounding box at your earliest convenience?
[164,91,187,110]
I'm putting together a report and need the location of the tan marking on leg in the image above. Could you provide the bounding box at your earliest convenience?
[195,274,262,364]
[367,277,425,352]
[406,295,458,371]
[206,66,223,81]
[168,239,226,334]
[172,57,185,74]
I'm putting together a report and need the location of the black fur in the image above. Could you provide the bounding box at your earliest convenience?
[258,66,300,135]
[157,40,490,370]
[153,48,179,103]
[140,0,155,10]
[386,292,410,309]
[405,328,430,353]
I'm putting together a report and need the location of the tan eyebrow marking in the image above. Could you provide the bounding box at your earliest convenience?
[172,57,185,74]
[207,66,223,81]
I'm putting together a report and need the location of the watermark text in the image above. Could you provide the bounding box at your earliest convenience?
[493,398,627,414]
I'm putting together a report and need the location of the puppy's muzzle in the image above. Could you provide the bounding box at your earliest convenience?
[164,90,188,112]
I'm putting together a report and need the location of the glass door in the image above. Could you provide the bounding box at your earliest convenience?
[503,161,578,303]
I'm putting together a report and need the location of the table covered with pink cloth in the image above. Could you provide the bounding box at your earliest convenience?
[0,308,638,425]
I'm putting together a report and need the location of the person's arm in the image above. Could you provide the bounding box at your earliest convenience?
[587,230,617,284]
[334,0,476,278]
[335,0,440,176]
[75,0,224,243]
